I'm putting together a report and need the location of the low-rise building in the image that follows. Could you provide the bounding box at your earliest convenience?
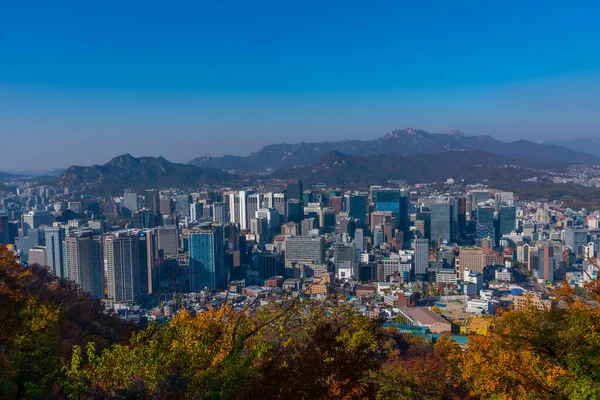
[396,306,452,334]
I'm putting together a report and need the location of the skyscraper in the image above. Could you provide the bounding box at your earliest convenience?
[476,205,495,244]
[189,224,226,291]
[284,235,325,275]
[212,202,227,224]
[123,191,138,217]
[287,199,303,224]
[399,189,410,236]
[565,226,588,257]
[157,226,178,255]
[414,238,429,277]
[227,192,241,227]
[498,205,516,237]
[144,189,160,216]
[245,193,262,231]
[0,213,9,246]
[328,196,344,215]
[64,230,104,299]
[286,181,303,202]
[354,228,365,254]
[533,242,554,282]
[452,197,466,239]
[160,198,173,215]
[45,226,66,278]
[104,231,141,303]
[334,242,357,277]
[430,202,453,244]
[190,203,204,221]
[134,209,156,229]
[138,230,158,295]
[346,194,368,226]
[175,195,192,217]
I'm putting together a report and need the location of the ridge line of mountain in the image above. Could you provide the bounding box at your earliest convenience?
[188,128,600,171]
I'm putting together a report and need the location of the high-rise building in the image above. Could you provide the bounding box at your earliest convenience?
[302,191,313,206]
[301,218,316,236]
[175,195,192,217]
[532,242,554,282]
[256,208,280,231]
[23,210,55,233]
[346,194,368,226]
[476,205,495,244]
[123,191,138,217]
[144,189,160,216]
[286,181,303,202]
[320,207,336,230]
[189,224,225,291]
[284,236,325,271]
[354,228,366,255]
[212,202,227,224]
[190,203,204,221]
[303,203,322,227]
[64,230,103,298]
[134,209,156,229]
[458,248,486,278]
[45,226,66,278]
[68,201,82,216]
[452,197,466,239]
[104,231,141,303]
[28,246,46,266]
[328,196,344,215]
[565,226,588,257]
[160,198,173,216]
[498,205,516,237]
[246,193,262,231]
[17,228,39,263]
[414,238,429,277]
[373,189,399,211]
[287,199,303,224]
[399,189,410,236]
[137,230,158,295]
[272,193,287,222]
[0,213,11,247]
[334,242,357,277]
[373,225,384,247]
[227,192,241,227]
[430,202,453,244]
[157,226,178,255]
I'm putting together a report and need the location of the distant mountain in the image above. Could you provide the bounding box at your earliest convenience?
[0,171,22,181]
[190,128,600,171]
[56,154,233,190]
[270,149,538,185]
[544,137,600,158]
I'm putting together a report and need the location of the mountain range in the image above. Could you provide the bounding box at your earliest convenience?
[271,149,538,185]
[54,128,600,191]
[56,154,233,191]
[190,128,600,171]
[544,137,600,158]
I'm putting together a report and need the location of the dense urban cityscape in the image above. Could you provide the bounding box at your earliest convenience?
[5,149,600,399]
[1,162,598,325]
[3,1,600,399]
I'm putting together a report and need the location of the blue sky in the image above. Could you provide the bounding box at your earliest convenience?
[1,0,599,170]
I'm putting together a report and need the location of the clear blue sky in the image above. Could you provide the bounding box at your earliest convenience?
[1,0,599,170]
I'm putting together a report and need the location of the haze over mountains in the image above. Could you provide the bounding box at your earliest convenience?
[544,137,600,158]
[38,128,600,191]
[190,128,600,171]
